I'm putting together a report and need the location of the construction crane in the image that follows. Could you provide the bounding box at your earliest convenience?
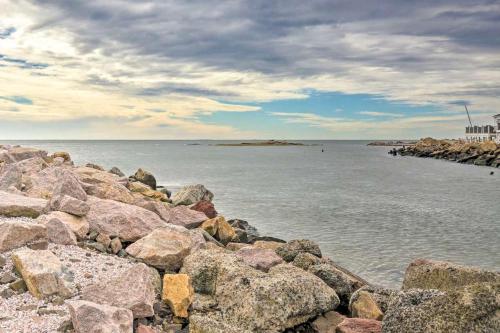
[464,104,473,127]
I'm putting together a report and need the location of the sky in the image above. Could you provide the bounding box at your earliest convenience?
[1,0,499,140]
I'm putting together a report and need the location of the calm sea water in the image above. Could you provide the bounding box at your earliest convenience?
[3,140,499,287]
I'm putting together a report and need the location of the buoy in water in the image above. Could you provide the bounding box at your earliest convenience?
[490,171,494,175]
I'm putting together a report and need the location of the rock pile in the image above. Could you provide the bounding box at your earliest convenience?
[395,138,500,167]
[0,144,498,333]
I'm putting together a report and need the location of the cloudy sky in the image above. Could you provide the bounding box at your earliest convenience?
[1,0,499,139]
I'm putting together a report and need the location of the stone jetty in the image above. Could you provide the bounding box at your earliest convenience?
[0,143,498,333]
[393,137,500,167]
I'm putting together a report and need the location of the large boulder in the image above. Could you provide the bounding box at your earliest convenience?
[0,219,47,252]
[37,216,77,245]
[181,249,340,332]
[276,239,322,262]
[382,283,500,333]
[191,200,217,218]
[74,166,134,204]
[51,169,87,201]
[172,184,213,206]
[11,248,75,299]
[235,247,284,272]
[133,168,157,190]
[199,216,235,245]
[164,205,207,229]
[228,219,260,243]
[0,164,22,190]
[86,196,167,242]
[68,300,133,333]
[50,195,90,216]
[402,258,500,292]
[37,211,89,240]
[125,226,205,271]
[0,191,48,218]
[349,290,383,320]
[6,147,47,162]
[162,273,194,318]
[82,263,160,318]
[24,166,66,199]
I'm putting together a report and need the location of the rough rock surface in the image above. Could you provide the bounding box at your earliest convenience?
[0,164,22,191]
[337,318,382,333]
[68,300,133,333]
[181,249,340,332]
[37,211,89,240]
[86,196,167,241]
[82,263,160,318]
[50,195,90,216]
[402,258,500,292]
[0,191,48,218]
[172,184,213,206]
[0,219,47,252]
[11,248,74,299]
[382,283,500,333]
[276,239,322,262]
[235,247,284,272]
[134,168,157,190]
[162,273,194,318]
[164,205,207,229]
[190,200,217,218]
[125,226,205,271]
[38,217,77,245]
[349,285,396,314]
[51,169,87,201]
[311,311,346,333]
[6,147,48,162]
[350,290,383,320]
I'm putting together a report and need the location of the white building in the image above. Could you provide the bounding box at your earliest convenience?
[465,114,500,143]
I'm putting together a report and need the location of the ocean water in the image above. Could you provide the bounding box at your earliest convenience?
[4,140,499,288]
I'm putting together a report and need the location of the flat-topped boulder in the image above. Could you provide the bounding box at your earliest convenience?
[50,195,90,216]
[82,263,160,318]
[172,184,213,206]
[235,247,284,272]
[86,196,167,242]
[12,248,75,299]
[126,225,205,271]
[68,300,133,333]
[0,219,47,252]
[165,205,207,229]
[37,211,89,239]
[402,258,500,292]
[0,191,48,218]
[5,147,48,162]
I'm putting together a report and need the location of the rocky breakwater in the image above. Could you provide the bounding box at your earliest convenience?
[0,143,498,333]
[394,137,500,167]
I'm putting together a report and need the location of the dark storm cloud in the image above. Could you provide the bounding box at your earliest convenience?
[27,0,500,95]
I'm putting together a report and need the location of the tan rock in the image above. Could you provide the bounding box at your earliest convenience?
[12,248,74,299]
[137,324,156,333]
[125,226,205,271]
[312,311,346,333]
[0,191,48,218]
[51,151,71,162]
[0,220,47,252]
[38,217,77,245]
[200,217,218,236]
[110,237,122,254]
[96,233,112,248]
[350,291,383,320]
[82,263,160,318]
[37,211,89,240]
[162,274,194,318]
[86,196,167,242]
[225,242,250,251]
[68,300,133,333]
[252,240,283,251]
[402,258,499,292]
[214,216,235,245]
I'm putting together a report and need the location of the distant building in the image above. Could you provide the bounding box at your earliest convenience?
[465,114,500,143]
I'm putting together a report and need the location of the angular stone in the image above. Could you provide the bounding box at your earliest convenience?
[214,216,236,245]
[311,311,346,333]
[350,291,383,320]
[24,166,66,199]
[276,239,322,262]
[0,191,48,218]
[172,184,213,206]
[382,283,499,333]
[110,237,122,254]
[0,164,22,191]
[225,242,250,251]
[68,300,133,333]
[96,233,111,248]
[109,166,125,177]
[0,220,47,252]
[39,217,77,245]
[164,205,207,229]
[235,247,284,272]
[125,226,205,271]
[228,219,260,243]
[162,274,194,318]
[292,252,322,270]
[50,151,71,162]
[37,211,89,240]
[252,240,284,251]
[86,196,167,242]
[50,195,90,216]
[402,258,500,292]
[337,318,382,333]
[181,249,340,332]
[199,217,218,236]
[82,263,160,318]
[191,200,217,219]
[52,169,87,201]
[349,285,396,315]
[7,147,48,162]
[12,248,74,299]
[134,168,157,190]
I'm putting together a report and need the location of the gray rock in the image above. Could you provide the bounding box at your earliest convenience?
[108,167,125,177]
[172,184,213,206]
[67,300,133,333]
[228,219,259,243]
[39,217,77,245]
[382,283,500,333]
[276,239,322,262]
[292,252,322,270]
[0,272,17,284]
[0,164,22,191]
[134,168,157,190]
